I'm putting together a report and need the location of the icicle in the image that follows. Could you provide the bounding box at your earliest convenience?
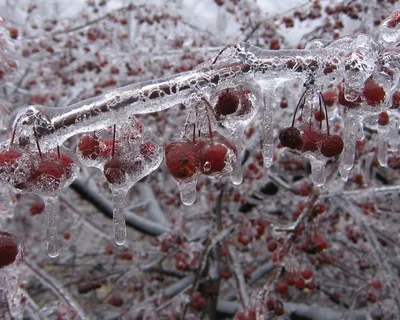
[229,125,245,185]
[112,191,127,246]
[262,86,277,168]
[377,135,388,167]
[339,165,350,182]
[42,197,60,258]
[309,156,326,186]
[178,179,197,206]
[341,114,358,171]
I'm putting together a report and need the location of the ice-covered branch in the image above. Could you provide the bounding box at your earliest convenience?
[11,29,400,150]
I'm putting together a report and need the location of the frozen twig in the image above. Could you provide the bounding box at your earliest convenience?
[23,258,87,320]
[227,247,249,308]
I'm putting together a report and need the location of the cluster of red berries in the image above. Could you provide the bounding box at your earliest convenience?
[279,90,344,158]
[0,145,77,196]
[338,76,386,108]
[301,233,328,254]
[77,118,161,186]
[276,269,314,296]
[165,96,237,184]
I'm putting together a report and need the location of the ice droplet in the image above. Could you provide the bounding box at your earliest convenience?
[178,179,197,205]
[309,156,326,186]
[112,191,127,246]
[43,197,60,258]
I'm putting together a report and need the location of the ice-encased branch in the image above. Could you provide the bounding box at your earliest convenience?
[12,35,399,150]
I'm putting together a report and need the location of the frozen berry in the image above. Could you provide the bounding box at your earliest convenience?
[301,269,313,280]
[0,149,23,174]
[140,142,158,161]
[378,111,389,126]
[387,10,400,28]
[104,158,126,184]
[215,89,239,118]
[301,128,325,152]
[201,144,228,174]
[165,141,200,182]
[392,90,400,108]
[322,90,337,107]
[338,86,361,108]
[276,280,288,295]
[78,136,100,160]
[363,77,385,106]
[0,232,19,269]
[279,127,302,149]
[321,135,344,157]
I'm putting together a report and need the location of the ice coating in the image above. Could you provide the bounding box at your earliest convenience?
[1,16,400,205]
[43,197,59,258]
[77,118,163,244]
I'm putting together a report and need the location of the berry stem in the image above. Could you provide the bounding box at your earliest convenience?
[33,125,43,159]
[201,97,215,145]
[57,145,61,159]
[291,90,307,127]
[112,124,116,157]
[319,92,330,136]
[10,125,17,147]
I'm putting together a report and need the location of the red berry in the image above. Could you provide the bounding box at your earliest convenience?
[104,158,126,184]
[387,10,400,28]
[215,89,239,118]
[29,160,64,191]
[7,28,18,39]
[276,280,288,295]
[0,149,23,174]
[311,203,326,217]
[165,141,200,182]
[30,201,45,215]
[191,291,206,309]
[267,240,278,252]
[78,136,100,160]
[0,232,19,269]
[314,110,325,122]
[338,86,361,108]
[140,142,157,161]
[321,135,344,157]
[378,112,389,126]
[280,97,288,109]
[266,297,275,311]
[363,77,385,106]
[108,294,123,307]
[58,154,74,178]
[279,127,302,149]
[301,128,325,152]
[392,90,400,108]
[301,269,313,280]
[201,144,227,174]
[295,277,306,289]
[238,233,253,245]
[322,90,337,107]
